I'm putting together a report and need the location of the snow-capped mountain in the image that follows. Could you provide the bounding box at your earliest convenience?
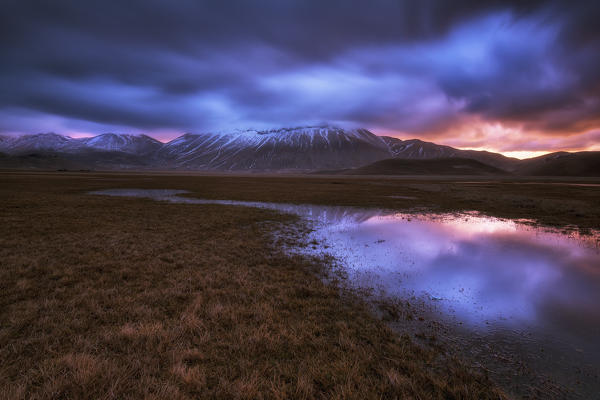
[0,133,81,154]
[0,136,12,152]
[157,127,391,170]
[0,132,162,155]
[0,127,520,172]
[81,133,162,154]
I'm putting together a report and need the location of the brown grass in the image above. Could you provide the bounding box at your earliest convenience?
[4,171,595,399]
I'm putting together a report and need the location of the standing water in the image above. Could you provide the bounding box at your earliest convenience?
[91,189,600,398]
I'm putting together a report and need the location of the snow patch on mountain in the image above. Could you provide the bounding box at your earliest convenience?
[81,133,162,154]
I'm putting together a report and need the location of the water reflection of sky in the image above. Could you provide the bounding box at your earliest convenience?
[310,214,600,338]
[91,189,600,354]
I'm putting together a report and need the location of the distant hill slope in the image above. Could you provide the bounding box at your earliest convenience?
[380,137,519,171]
[332,157,509,176]
[514,151,600,176]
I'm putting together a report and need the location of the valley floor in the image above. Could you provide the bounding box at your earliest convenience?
[1,171,599,399]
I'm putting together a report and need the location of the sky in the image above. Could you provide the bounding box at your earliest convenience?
[1,0,599,158]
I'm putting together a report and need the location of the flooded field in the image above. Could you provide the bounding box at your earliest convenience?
[92,189,600,398]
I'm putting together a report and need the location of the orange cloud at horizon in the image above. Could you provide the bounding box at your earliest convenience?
[377,121,600,159]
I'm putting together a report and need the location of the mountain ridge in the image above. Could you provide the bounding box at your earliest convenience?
[0,127,596,175]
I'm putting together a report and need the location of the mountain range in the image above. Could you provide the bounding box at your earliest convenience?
[0,127,598,176]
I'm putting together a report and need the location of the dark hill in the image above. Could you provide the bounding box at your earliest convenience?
[336,157,509,176]
[0,150,150,170]
[515,151,600,176]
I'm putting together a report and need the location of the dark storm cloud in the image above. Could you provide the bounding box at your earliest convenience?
[1,0,599,151]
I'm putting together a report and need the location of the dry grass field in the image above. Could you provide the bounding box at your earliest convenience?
[2,171,599,399]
